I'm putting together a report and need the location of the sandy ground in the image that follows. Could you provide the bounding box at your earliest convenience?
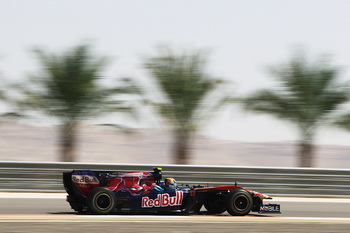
[1,122,350,168]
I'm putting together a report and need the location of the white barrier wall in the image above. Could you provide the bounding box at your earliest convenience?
[1,162,350,197]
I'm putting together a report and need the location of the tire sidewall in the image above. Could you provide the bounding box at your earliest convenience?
[225,189,253,216]
[87,187,116,214]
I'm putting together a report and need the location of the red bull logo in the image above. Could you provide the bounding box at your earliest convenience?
[72,175,99,184]
[141,191,183,208]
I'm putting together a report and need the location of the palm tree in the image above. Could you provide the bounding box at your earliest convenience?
[0,76,23,122]
[333,113,350,134]
[0,80,5,115]
[18,44,139,162]
[0,79,8,121]
[244,52,348,167]
[144,47,230,164]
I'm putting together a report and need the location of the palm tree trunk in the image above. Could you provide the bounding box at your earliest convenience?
[298,141,314,167]
[60,122,78,162]
[173,130,190,164]
[298,128,316,167]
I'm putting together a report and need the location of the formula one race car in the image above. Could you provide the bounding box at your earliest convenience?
[63,168,280,216]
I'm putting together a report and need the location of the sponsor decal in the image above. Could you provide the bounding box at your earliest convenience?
[142,191,183,208]
[72,175,100,184]
[259,204,280,213]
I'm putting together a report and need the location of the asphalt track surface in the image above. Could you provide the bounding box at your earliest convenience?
[1,193,350,233]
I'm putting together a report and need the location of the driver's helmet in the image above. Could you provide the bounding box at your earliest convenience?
[164,177,177,187]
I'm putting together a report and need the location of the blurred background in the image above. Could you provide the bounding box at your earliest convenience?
[1,0,350,168]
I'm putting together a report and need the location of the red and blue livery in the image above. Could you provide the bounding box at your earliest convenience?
[63,167,280,216]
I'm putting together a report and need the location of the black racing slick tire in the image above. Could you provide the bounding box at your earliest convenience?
[225,189,253,216]
[87,187,116,215]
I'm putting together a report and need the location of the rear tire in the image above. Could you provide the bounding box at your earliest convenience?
[87,187,116,214]
[225,189,253,216]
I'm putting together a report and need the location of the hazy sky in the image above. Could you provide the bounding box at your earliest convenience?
[1,0,350,145]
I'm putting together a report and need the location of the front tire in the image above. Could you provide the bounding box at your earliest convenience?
[225,189,253,216]
[87,187,116,214]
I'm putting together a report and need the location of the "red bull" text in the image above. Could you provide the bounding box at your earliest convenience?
[141,191,183,208]
[72,175,99,184]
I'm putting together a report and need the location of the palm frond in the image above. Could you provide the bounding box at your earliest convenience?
[145,47,231,133]
[245,51,349,141]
